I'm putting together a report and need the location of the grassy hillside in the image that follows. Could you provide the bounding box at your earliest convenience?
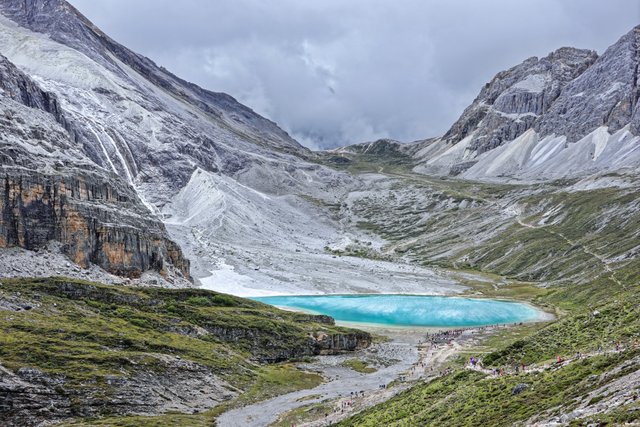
[339,285,640,426]
[322,168,640,425]
[459,186,640,286]
[340,172,639,292]
[0,277,370,426]
[339,349,640,426]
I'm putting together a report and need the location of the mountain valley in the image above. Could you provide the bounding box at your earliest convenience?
[0,1,639,426]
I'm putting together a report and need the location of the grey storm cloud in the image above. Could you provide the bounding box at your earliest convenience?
[70,0,639,149]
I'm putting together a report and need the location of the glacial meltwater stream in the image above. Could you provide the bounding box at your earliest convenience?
[252,294,545,327]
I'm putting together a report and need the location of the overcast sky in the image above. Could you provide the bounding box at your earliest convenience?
[69,0,639,149]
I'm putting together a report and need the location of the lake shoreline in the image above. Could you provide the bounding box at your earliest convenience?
[252,293,551,329]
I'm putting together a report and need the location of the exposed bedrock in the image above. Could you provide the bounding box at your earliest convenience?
[0,168,190,281]
[443,47,598,154]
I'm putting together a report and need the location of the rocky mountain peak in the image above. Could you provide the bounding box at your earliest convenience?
[0,0,342,285]
[535,24,640,140]
[411,24,640,179]
[443,46,598,155]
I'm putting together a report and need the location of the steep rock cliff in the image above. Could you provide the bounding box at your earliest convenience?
[443,47,598,155]
[0,54,190,282]
[535,25,640,140]
[0,169,190,279]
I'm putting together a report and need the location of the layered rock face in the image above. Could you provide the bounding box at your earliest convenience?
[0,169,190,279]
[311,330,371,356]
[535,25,640,140]
[443,47,598,155]
[0,54,190,282]
[0,359,230,427]
[0,54,63,118]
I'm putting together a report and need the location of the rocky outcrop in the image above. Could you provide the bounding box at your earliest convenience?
[0,53,190,283]
[311,330,372,355]
[0,169,190,280]
[535,25,640,140]
[0,55,62,118]
[206,325,371,363]
[0,365,71,427]
[0,359,235,427]
[443,47,598,155]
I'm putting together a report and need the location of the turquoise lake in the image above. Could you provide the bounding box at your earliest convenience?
[251,294,544,327]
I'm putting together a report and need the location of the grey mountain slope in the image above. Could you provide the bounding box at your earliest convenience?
[0,54,190,284]
[0,0,304,157]
[0,0,357,290]
[0,0,341,218]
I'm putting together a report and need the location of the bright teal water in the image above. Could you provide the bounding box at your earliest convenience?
[251,294,542,327]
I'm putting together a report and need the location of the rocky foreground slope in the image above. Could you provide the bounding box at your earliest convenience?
[0,277,370,426]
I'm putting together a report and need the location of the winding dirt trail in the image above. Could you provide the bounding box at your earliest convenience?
[299,340,465,427]
[279,330,491,427]
[466,346,629,378]
[216,329,479,427]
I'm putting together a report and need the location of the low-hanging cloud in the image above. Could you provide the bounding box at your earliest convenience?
[70,0,639,149]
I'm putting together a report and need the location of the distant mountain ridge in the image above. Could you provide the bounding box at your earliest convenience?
[443,47,598,154]
[403,25,640,180]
